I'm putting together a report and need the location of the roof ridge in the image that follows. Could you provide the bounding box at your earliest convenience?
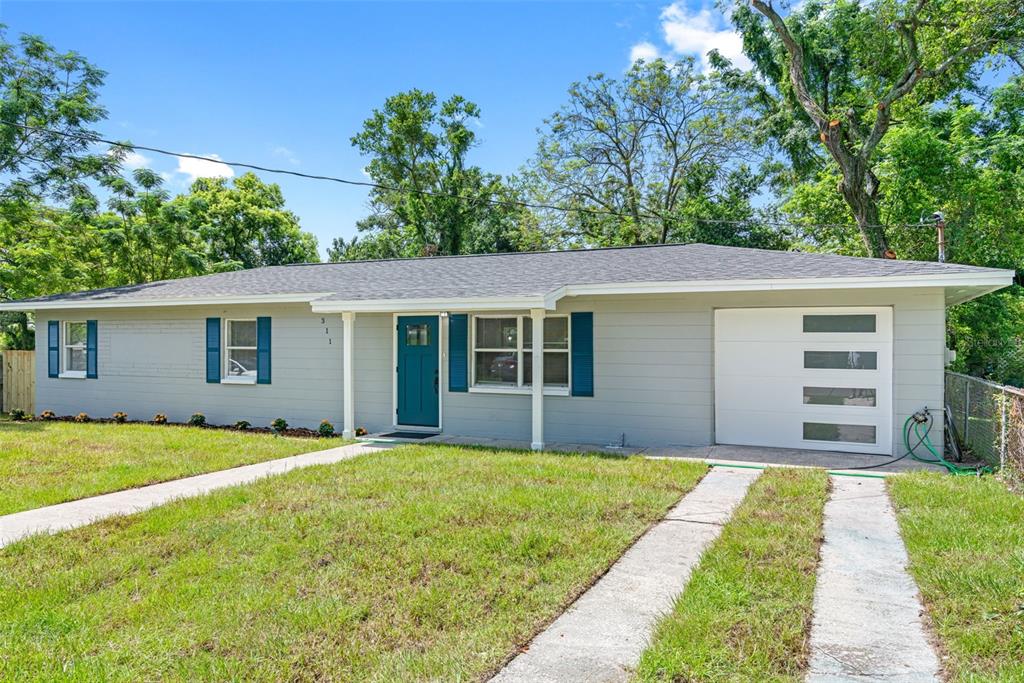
[279,241,704,268]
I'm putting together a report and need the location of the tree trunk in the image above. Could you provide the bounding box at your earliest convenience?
[838,173,890,258]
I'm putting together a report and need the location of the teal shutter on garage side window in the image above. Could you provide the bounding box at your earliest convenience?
[206,318,221,383]
[257,316,271,385]
[86,320,98,379]
[448,314,468,392]
[47,321,59,378]
[571,312,594,397]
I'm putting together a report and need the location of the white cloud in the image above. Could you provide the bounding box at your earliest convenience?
[122,151,150,169]
[629,41,662,64]
[271,145,300,166]
[107,149,151,169]
[175,153,234,181]
[648,2,752,72]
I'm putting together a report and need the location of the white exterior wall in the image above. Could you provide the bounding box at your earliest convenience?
[33,286,945,454]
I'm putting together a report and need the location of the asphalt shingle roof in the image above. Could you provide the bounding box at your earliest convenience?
[12,243,1008,305]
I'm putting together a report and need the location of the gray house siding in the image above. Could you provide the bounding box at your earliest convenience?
[33,286,945,455]
[35,304,345,430]
[353,313,395,433]
[442,287,945,454]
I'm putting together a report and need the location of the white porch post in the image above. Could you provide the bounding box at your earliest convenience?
[530,308,545,451]
[342,311,356,439]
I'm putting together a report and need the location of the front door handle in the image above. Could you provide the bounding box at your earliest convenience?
[434,369,439,394]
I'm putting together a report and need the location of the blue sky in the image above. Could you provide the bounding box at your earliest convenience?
[1,1,746,257]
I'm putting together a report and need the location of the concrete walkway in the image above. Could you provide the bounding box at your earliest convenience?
[0,442,388,549]
[491,466,761,683]
[414,434,940,474]
[807,476,941,682]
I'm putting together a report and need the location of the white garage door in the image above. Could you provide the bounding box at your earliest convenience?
[715,307,893,455]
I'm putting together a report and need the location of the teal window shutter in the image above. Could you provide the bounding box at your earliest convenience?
[448,314,468,392]
[86,320,98,379]
[571,312,594,397]
[206,318,221,383]
[47,321,59,378]
[257,316,271,384]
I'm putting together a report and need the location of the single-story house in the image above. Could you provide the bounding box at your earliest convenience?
[0,243,1012,456]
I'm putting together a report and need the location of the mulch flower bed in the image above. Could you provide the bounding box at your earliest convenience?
[20,414,340,440]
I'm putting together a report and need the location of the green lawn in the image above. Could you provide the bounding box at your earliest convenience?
[636,467,830,682]
[0,420,339,515]
[0,445,705,682]
[889,473,1024,681]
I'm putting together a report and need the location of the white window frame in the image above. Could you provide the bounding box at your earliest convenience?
[222,318,258,385]
[469,314,571,396]
[59,320,88,379]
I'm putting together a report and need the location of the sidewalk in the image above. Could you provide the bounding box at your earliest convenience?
[491,466,761,683]
[806,476,941,682]
[0,441,388,549]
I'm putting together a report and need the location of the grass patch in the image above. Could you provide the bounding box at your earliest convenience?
[889,473,1024,681]
[0,420,340,515]
[0,445,705,681]
[636,467,830,682]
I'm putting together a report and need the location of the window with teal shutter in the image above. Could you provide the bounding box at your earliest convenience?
[448,314,468,391]
[256,316,271,384]
[47,321,59,378]
[570,312,594,397]
[206,318,221,383]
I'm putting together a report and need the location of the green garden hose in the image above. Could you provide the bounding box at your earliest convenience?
[903,412,992,476]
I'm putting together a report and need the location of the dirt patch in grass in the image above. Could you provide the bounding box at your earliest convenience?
[888,472,1024,682]
[636,467,830,682]
[0,445,705,682]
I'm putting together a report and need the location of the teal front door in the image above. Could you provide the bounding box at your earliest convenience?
[397,315,440,427]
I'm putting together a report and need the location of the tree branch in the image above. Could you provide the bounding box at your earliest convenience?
[750,0,828,127]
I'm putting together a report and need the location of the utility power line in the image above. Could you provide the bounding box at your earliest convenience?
[7,121,941,232]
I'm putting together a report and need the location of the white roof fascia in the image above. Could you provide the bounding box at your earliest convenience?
[558,271,1014,298]
[0,292,335,311]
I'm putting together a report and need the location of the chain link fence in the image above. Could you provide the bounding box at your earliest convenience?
[946,371,1024,491]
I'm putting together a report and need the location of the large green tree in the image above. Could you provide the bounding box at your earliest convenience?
[529,57,781,248]
[734,0,1024,257]
[0,27,119,207]
[345,89,536,259]
[177,172,319,269]
[0,201,111,348]
[95,169,207,284]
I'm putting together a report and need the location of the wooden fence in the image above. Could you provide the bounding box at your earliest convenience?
[2,350,35,415]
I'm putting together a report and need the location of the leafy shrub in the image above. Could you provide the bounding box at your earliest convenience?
[74,412,90,423]
[152,413,168,425]
[271,417,288,433]
[318,420,335,437]
[234,420,251,431]
[9,408,29,421]
[355,427,368,437]
[188,413,206,427]
[39,410,57,421]
[112,411,128,424]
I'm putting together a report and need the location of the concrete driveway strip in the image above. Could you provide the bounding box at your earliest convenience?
[491,465,761,683]
[807,475,941,683]
[0,442,388,549]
